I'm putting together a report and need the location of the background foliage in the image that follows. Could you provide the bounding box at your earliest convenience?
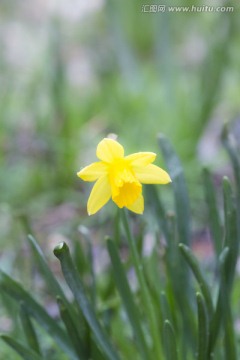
[0,0,240,359]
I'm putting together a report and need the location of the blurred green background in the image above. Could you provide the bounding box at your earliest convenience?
[0,0,239,357]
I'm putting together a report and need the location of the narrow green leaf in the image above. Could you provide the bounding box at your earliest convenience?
[196,292,208,360]
[77,226,96,306]
[158,133,191,246]
[0,270,76,359]
[0,335,43,360]
[53,242,120,360]
[27,235,62,293]
[222,124,240,248]
[19,303,41,355]
[27,235,71,307]
[57,296,87,360]
[202,167,222,255]
[121,209,163,359]
[18,213,33,236]
[222,123,240,200]
[223,302,237,360]
[221,179,238,359]
[219,243,237,360]
[145,185,170,241]
[163,320,178,360]
[28,235,83,337]
[160,292,174,325]
[158,135,195,349]
[161,212,196,356]
[208,247,229,357]
[222,177,238,292]
[107,238,150,360]
[179,244,214,320]
[164,212,185,300]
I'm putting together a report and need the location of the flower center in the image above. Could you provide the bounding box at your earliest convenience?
[108,159,142,208]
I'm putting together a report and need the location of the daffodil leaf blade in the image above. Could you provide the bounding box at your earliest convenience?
[202,167,222,255]
[222,177,239,291]
[222,123,240,200]
[19,303,41,356]
[57,296,88,360]
[0,335,43,360]
[27,235,81,335]
[179,243,214,319]
[158,133,191,245]
[0,270,77,359]
[107,238,150,360]
[208,247,229,356]
[196,292,209,360]
[163,320,178,360]
[215,246,237,360]
[53,242,120,360]
[160,291,173,325]
[27,235,68,304]
[145,185,170,241]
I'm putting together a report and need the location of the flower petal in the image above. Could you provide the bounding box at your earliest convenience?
[77,162,107,181]
[134,164,171,184]
[87,176,111,215]
[126,152,156,166]
[96,138,124,162]
[126,194,144,214]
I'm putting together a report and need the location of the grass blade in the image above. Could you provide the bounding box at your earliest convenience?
[19,303,41,355]
[107,238,150,360]
[0,335,43,360]
[196,292,208,360]
[145,185,170,241]
[222,125,240,260]
[158,133,191,246]
[54,242,120,360]
[57,296,87,360]
[179,243,214,320]
[222,123,240,201]
[208,247,229,357]
[77,226,97,306]
[0,270,76,359]
[121,209,163,359]
[28,235,82,338]
[27,235,71,306]
[219,247,237,360]
[202,167,222,255]
[222,177,238,292]
[163,320,178,360]
[158,134,195,349]
[160,292,172,324]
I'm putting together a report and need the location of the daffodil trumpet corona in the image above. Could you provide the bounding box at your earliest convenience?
[77,138,171,215]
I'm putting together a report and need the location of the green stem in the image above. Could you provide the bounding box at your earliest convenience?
[121,209,162,359]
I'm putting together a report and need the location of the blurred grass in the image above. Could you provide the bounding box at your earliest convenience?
[0,1,240,357]
[1,0,239,196]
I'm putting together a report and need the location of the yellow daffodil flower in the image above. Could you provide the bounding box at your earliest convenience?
[77,138,171,215]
